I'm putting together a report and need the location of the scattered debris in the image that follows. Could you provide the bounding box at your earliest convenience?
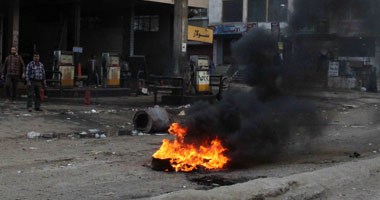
[351,125,366,128]
[29,147,39,150]
[131,130,138,135]
[17,170,23,174]
[66,111,74,115]
[342,104,359,109]
[349,152,360,158]
[187,175,253,188]
[178,110,186,116]
[27,131,41,139]
[41,133,58,139]
[89,129,100,134]
[91,109,97,113]
[155,133,169,136]
[22,114,32,117]
[361,87,367,92]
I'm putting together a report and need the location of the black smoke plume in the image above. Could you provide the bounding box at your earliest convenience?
[289,0,380,35]
[181,29,322,167]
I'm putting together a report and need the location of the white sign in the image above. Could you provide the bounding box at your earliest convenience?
[328,61,339,77]
[196,71,210,92]
[182,43,187,53]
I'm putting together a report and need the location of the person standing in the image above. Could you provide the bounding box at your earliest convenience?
[2,47,25,102]
[25,52,46,112]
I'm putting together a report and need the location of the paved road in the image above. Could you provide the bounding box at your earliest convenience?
[0,91,379,199]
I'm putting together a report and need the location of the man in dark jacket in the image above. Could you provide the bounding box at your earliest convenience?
[25,52,46,112]
[2,47,25,102]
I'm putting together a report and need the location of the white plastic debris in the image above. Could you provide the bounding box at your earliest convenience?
[17,170,22,174]
[95,134,100,138]
[89,129,100,134]
[23,114,32,117]
[100,134,107,138]
[80,131,88,135]
[361,87,367,92]
[155,133,169,136]
[91,109,97,113]
[131,130,138,135]
[29,147,39,150]
[27,131,41,139]
[141,88,148,94]
[178,110,186,116]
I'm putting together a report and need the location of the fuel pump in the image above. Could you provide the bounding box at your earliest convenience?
[102,52,121,87]
[190,55,211,93]
[54,50,75,87]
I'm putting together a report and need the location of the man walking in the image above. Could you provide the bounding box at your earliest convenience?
[26,52,46,112]
[2,47,25,102]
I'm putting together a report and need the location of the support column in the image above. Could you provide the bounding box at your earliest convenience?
[173,0,188,76]
[129,3,135,56]
[216,39,223,65]
[0,15,4,63]
[122,1,135,59]
[74,1,81,46]
[10,0,20,49]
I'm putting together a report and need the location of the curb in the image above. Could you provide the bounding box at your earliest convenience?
[149,156,380,200]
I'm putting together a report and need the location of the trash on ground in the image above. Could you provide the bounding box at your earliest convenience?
[41,133,58,139]
[27,131,41,139]
[361,87,367,92]
[350,125,366,128]
[29,147,39,150]
[342,104,358,109]
[155,133,169,136]
[79,131,88,135]
[349,152,360,158]
[178,110,186,116]
[89,129,100,134]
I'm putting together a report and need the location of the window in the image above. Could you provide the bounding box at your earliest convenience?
[223,0,243,22]
[134,16,159,32]
[337,1,366,20]
[248,0,288,22]
[189,8,208,19]
[248,0,266,22]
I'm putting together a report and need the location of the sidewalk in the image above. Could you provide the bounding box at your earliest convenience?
[150,155,380,200]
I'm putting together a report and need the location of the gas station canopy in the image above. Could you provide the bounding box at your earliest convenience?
[144,0,208,8]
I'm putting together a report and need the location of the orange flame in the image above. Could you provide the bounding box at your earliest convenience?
[152,123,230,172]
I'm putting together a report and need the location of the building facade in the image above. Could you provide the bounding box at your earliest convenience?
[0,0,207,77]
[208,0,292,65]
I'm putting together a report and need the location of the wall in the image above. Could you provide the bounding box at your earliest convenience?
[134,3,173,75]
[209,0,223,24]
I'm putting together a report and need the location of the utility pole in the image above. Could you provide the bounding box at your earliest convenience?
[173,0,188,76]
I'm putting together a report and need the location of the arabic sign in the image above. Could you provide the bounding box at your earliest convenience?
[328,61,339,77]
[211,23,257,35]
[188,25,214,43]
